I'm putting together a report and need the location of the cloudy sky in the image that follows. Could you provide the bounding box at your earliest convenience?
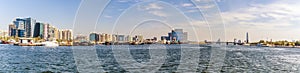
[0,0,300,42]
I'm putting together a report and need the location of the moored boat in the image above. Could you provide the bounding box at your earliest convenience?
[42,41,59,47]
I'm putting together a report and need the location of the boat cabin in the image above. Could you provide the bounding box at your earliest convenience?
[19,38,34,44]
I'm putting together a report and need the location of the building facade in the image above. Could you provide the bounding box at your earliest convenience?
[33,22,44,39]
[0,30,8,37]
[60,29,73,41]
[116,35,125,42]
[161,29,188,42]
[8,24,17,37]
[89,32,99,43]
[9,17,36,38]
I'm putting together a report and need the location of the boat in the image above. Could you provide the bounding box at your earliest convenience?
[256,43,268,47]
[42,41,59,47]
[14,43,43,46]
[14,38,43,46]
[8,39,16,45]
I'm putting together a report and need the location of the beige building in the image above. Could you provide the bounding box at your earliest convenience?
[0,30,8,37]
[59,29,73,41]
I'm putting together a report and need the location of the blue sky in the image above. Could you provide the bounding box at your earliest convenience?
[1,0,300,41]
[0,0,80,29]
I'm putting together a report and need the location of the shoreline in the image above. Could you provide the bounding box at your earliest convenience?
[3,43,300,49]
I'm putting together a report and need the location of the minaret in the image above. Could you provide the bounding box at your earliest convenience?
[246,32,249,43]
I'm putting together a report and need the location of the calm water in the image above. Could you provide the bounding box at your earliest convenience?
[0,44,300,72]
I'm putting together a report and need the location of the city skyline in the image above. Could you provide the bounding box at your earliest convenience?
[1,0,300,42]
[87,28,188,43]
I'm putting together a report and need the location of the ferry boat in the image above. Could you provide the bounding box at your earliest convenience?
[42,41,59,47]
[14,38,43,46]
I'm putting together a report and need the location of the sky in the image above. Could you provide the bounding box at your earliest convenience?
[1,0,300,42]
[0,0,81,29]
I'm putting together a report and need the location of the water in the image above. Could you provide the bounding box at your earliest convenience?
[0,45,300,72]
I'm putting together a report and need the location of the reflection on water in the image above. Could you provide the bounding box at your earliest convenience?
[0,45,300,72]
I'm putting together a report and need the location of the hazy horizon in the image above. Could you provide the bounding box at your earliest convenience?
[1,0,300,42]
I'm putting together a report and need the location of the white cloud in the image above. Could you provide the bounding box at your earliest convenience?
[148,10,168,17]
[104,15,112,18]
[222,1,300,29]
[117,0,129,3]
[144,3,163,10]
[217,0,300,41]
[137,2,169,17]
[117,0,146,3]
[194,0,201,2]
[185,9,198,13]
[190,20,207,26]
[181,3,193,7]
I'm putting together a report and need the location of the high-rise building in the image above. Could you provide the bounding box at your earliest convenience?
[125,35,133,42]
[54,28,59,40]
[33,22,44,39]
[13,20,24,30]
[17,30,25,37]
[60,29,73,41]
[169,29,183,41]
[47,25,58,41]
[183,32,188,42]
[24,18,36,38]
[8,24,17,37]
[66,30,72,41]
[116,35,125,42]
[89,32,99,43]
[13,18,25,37]
[74,34,88,43]
[10,17,36,38]
[33,20,72,41]
[0,30,8,37]
[162,29,188,42]
[43,23,49,40]
[173,29,188,42]
[59,30,63,40]
[112,34,117,42]
[99,33,105,43]
[104,34,112,42]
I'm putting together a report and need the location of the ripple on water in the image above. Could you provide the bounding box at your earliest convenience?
[0,45,300,72]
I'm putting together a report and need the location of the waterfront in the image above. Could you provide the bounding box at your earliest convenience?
[1,45,300,72]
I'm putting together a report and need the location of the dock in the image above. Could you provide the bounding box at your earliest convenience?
[14,43,43,46]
